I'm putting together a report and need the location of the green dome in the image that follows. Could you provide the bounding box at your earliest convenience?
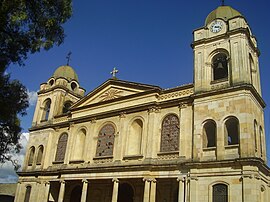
[205,6,242,25]
[53,65,79,82]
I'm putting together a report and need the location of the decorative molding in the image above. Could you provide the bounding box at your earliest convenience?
[119,112,126,118]
[90,118,96,123]
[148,106,161,114]
[157,89,193,101]
[99,89,123,101]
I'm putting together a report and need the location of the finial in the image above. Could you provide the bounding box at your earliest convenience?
[66,51,72,65]
[110,67,119,79]
[221,0,225,6]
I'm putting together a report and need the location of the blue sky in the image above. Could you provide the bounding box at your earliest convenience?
[1,0,270,182]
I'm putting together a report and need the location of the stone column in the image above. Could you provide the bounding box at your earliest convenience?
[14,181,22,202]
[177,177,185,202]
[143,178,151,202]
[189,175,198,202]
[81,179,88,202]
[58,180,65,202]
[111,178,119,202]
[149,179,156,202]
[42,181,50,202]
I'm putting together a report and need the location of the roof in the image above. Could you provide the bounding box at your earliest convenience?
[53,65,79,82]
[205,5,242,25]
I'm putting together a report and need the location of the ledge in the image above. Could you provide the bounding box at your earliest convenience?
[157,151,179,156]
[52,161,64,164]
[123,155,144,160]
[93,156,113,160]
[225,144,239,149]
[203,147,216,151]
[69,160,84,164]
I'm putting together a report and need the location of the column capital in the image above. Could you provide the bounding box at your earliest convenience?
[112,178,119,183]
[143,177,156,182]
[82,179,88,183]
[44,181,50,185]
[59,180,65,184]
[177,176,186,182]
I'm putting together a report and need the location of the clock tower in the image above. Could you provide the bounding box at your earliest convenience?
[192,5,266,162]
[192,5,261,94]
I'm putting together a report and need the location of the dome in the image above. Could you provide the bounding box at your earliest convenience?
[205,6,242,25]
[53,65,79,82]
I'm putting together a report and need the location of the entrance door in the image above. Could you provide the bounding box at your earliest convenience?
[70,186,82,202]
[118,183,134,202]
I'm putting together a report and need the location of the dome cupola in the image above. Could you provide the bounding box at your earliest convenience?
[205,5,242,25]
[53,65,79,82]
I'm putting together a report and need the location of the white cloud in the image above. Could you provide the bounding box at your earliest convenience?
[27,90,38,106]
[0,132,29,183]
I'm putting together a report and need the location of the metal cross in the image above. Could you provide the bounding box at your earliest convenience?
[221,0,225,6]
[66,51,72,65]
[110,67,119,79]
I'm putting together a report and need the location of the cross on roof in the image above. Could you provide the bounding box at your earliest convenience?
[110,67,119,79]
[66,51,72,65]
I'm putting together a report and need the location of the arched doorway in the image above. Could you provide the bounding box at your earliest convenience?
[70,186,82,202]
[118,183,134,202]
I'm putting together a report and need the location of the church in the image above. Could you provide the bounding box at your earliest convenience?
[15,4,269,202]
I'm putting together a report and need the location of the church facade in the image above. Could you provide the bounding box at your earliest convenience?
[15,5,269,202]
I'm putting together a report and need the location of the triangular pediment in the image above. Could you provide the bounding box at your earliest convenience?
[73,79,161,108]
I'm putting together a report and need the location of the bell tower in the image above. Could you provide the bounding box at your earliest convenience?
[192,5,266,162]
[192,5,261,94]
[32,65,85,126]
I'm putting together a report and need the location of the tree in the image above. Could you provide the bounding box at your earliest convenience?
[0,0,72,168]
[0,74,28,170]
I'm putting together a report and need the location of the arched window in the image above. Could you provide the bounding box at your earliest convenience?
[225,117,239,145]
[126,119,143,155]
[62,101,72,114]
[213,184,228,202]
[160,114,179,152]
[36,145,44,165]
[96,124,115,157]
[72,129,86,160]
[212,53,228,81]
[71,82,77,91]
[254,120,258,152]
[55,133,68,162]
[28,147,35,166]
[42,99,51,121]
[49,79,54,86]
[24,186,32,202]
[203,120,216,148]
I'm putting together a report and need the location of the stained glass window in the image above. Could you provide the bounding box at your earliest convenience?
[160,114,179,152]
[213,184,228,202]
[96,124,115,157]
[55,133,68,162]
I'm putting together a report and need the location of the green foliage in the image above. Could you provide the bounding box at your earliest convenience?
[0,0,72,70]
[0,0,72,167]
[0,73,29,169]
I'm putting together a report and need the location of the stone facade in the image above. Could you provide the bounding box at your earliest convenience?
[15,5,269,202]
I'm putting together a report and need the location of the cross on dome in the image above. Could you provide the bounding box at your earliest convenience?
[66,51,72,65]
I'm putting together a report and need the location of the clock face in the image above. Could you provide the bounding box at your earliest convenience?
[210,21,223,33]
